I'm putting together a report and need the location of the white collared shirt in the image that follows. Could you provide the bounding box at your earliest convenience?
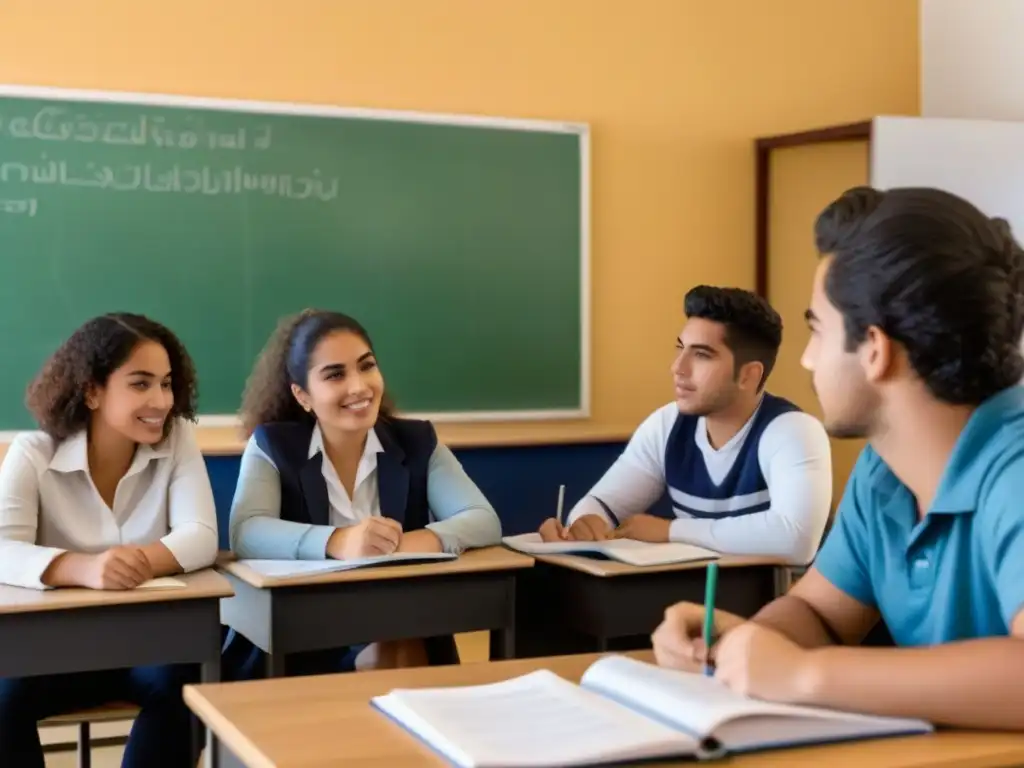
[307,425,384,527]
[0,419,219,589]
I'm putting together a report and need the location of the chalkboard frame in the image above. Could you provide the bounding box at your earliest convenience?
[0,85,591,434]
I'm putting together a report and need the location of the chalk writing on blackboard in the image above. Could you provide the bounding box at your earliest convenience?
[0,107,273,151]
[0,198,37,217]
[1,156,336,203]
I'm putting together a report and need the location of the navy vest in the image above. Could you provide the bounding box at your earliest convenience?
[666,393,800,520]
[252,416,438,532]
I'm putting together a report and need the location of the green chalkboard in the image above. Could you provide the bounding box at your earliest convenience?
[0,88,587,430]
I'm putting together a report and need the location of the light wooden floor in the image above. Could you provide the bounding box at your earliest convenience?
[43,631,491,767]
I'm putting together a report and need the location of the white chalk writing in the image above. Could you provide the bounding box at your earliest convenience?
[0,198,38,217]
[0,155,336,202]
[0,106,273,151]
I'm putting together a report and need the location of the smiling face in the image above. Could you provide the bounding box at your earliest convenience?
[290,329,385,435]
[86,340,174,445]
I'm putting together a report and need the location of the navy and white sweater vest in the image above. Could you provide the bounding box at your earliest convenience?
[666,393,800,520]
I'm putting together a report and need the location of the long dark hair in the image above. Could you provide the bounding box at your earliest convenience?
[240,309,394,435]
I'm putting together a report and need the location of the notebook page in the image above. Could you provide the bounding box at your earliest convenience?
[581,656,931,747]
[373,669,699,768]
[136,577,186,589]
[238,552,456,578]
[601,540,719,566]
[501,534,719,566]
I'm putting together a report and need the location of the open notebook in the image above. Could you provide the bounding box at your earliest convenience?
[236,552,456,579]
[136,577,186,589]
[502,533,719,567]
[372,654,931,767]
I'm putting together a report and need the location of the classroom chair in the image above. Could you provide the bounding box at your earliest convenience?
[43,703,138,768]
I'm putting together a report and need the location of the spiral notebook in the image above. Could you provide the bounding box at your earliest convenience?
[372,655,932,767]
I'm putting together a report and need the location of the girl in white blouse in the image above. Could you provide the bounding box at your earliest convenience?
[0,313,218,768]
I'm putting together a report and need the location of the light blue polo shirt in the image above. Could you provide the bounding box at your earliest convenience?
[815,385,1024,645]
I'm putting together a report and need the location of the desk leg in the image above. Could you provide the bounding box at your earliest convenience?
[265,652,286,678]
[216,741,247,768]
[488,575,516,660]
[201,659,221,768]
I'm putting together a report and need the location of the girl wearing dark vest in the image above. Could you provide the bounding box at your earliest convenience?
[0,314,218,768]
[223,309,502,678]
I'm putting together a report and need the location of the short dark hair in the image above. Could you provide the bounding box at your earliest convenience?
[684,286,783,390]
[240,309,394,434]
[814,186,1024,405]
[25,313,198,441]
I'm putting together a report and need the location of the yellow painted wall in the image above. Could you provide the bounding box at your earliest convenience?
[768,142,872,505]
[0,0,918,451]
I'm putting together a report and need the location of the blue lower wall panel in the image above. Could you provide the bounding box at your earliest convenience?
[205,439,672,550]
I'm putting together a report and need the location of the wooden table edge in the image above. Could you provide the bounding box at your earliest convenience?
[530,553,788,577]
[185,684,276,768]
[0,568,234,614]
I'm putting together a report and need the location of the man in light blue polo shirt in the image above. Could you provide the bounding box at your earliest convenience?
[651,185,1024,730]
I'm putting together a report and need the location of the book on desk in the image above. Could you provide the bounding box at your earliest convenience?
[372,654,932,767]
[234,552,457,580]
[502,532,719,567]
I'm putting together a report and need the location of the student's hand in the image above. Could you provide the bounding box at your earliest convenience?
[565,514,612,541]
[652,601,746,673]
[327,518,403,560]
[538,518,568,542]
[397,529,443,554]
[610,513,671,543]
[80,546,155,590]
[714,622,816,704]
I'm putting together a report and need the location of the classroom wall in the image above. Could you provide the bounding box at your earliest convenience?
[922,0,1024,121]
[768,142,872,506]
[0,0,920,448]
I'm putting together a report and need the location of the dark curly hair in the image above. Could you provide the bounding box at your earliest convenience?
[815,186,1024,405]
[684,285,783,391]
[25,313,198,441]
[240,309,394,435]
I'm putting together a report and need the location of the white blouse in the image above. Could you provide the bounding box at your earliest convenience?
[0,419,219,589]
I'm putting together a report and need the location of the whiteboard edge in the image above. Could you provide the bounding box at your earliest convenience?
[0,84,589,135]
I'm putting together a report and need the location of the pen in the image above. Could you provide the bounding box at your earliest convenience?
[702,562,719,676]
[556,484,566,526]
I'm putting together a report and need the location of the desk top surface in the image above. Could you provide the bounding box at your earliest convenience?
[0,567,233,615]
[532,552,785,577]
[184,650,1024,768]
[222,545,535,588]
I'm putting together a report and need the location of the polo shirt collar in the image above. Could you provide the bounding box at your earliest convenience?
[870,386,1024,519]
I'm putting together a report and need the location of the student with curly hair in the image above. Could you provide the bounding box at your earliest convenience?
[537,286,833,566]
[223,309,501,678]
[0,313,218,767]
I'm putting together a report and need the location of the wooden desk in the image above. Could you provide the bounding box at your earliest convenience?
[0,568,233,765]
[515,554,785,657]
[184,650,1024,768]
[219,546,534,676]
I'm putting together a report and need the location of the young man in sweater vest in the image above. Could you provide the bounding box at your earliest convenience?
[539,286,832,565]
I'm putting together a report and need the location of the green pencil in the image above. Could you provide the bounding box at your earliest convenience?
[702,562,719,676]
